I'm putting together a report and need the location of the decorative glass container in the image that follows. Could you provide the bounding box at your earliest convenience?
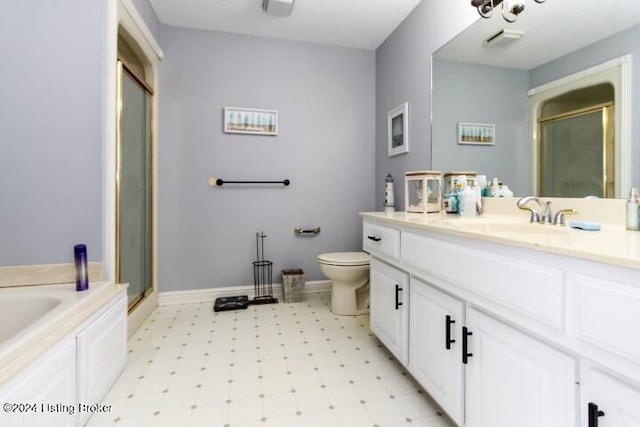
[443,171,477,195]
[405,171,442,213]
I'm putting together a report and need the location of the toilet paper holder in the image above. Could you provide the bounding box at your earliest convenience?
[294,226,321,236]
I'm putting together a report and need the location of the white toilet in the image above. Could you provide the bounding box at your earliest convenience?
[317,252,370,315]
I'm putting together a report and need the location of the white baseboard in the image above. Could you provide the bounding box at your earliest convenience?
[157,280,332,306]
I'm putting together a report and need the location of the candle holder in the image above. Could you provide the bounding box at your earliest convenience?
[405,171,442,213]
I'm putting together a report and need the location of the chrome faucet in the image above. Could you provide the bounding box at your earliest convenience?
[516,196,553,224]
[553,208,578,226]
[517,196,578,225]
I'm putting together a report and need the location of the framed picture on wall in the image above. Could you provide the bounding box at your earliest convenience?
[457,122,495,145]
[388,102,409,157]
[224,107,278,136]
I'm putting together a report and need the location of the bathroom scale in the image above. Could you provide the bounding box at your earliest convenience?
[213,295,249,312]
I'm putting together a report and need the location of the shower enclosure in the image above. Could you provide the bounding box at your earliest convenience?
[116,60,153,309]
[537,83,615,199]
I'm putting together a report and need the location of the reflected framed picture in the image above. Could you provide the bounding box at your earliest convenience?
[224,107,278,136]
[458,122,495,145]
[388,102,408,157]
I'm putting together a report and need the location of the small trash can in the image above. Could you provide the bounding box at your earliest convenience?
[281,269,305,303]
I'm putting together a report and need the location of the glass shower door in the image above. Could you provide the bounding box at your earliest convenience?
[117,62,153,308]
[538,105,612,198]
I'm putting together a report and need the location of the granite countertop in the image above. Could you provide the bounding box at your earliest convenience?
[361,211,640,271]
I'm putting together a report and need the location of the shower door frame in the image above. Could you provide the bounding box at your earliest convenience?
[116,59,155,311]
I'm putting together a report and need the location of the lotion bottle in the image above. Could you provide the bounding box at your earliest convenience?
[473,178,483,215]
[460,186,477,217]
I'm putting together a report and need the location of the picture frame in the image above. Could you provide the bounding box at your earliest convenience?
[388,102,409,157]
[224,107,278,136]
[457,122,495,145]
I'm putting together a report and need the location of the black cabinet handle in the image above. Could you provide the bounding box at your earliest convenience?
[395,284,403,310]
[588,402,605,427]
[445,315,456,350]
[462,327,473,364]
[367,235,382,242]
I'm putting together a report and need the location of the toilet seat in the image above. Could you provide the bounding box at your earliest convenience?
[317,252,370,266]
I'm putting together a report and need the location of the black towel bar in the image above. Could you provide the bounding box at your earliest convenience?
[216,178,290,186]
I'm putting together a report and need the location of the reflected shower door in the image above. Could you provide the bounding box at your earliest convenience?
[118,63,152,308]
[539,106,612,198]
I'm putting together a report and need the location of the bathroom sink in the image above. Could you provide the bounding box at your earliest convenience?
[443,218,572,236]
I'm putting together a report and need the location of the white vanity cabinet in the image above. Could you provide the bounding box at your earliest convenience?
[370,258,409,365]
[409,278,464,425]
[464,307,576,427]
[580,364,640,427]
[363,221,401,261]
[362,214,640,427]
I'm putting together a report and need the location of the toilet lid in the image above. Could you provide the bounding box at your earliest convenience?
[317,252,370,266]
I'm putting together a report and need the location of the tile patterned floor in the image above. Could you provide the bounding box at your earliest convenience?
[87,293,453,427]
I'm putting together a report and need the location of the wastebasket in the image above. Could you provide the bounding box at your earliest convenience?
[281,269,305,303]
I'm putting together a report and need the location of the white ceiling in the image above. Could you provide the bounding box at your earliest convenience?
[435,0,640,70]
[148,0,423,50]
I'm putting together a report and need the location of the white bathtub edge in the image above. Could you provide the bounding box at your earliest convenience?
[0,282,127,387]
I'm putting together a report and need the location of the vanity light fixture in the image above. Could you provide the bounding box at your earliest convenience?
[471,0,546,23]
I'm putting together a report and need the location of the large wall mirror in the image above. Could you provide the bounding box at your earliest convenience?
[431,0,640,198]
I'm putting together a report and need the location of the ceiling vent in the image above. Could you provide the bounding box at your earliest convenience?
[262,0,295,17]
[483,28,525,47]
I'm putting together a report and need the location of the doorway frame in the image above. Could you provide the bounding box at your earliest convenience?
[105,0,163,336]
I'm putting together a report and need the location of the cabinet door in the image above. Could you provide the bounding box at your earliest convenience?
[76,293,127,425]
[581,364,640,427]
[370,258,409,365]
[409,278,464,425]
[465,308,576,427]
[0,338,76,427]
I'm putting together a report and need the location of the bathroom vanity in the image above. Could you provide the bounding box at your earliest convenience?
[362,211,640,427]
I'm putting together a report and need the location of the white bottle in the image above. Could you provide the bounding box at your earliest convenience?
[460,186,477,217]
[473,178,483,215]
[499,185,514,198]
[490,178,500,198]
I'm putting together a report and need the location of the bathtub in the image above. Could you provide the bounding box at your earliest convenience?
[0,295,61,341]
[0,281,125,386]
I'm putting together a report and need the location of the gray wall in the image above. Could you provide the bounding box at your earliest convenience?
[157,26,376,291]
[377,7,640,205]
[531,24,640,189]
[375,1,477,209]
[0,0,107,266]
[432,61,530,195]
[131,0,161,41]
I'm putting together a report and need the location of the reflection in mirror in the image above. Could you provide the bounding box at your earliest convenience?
[431,0,640,198]
[538,84,614,198]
